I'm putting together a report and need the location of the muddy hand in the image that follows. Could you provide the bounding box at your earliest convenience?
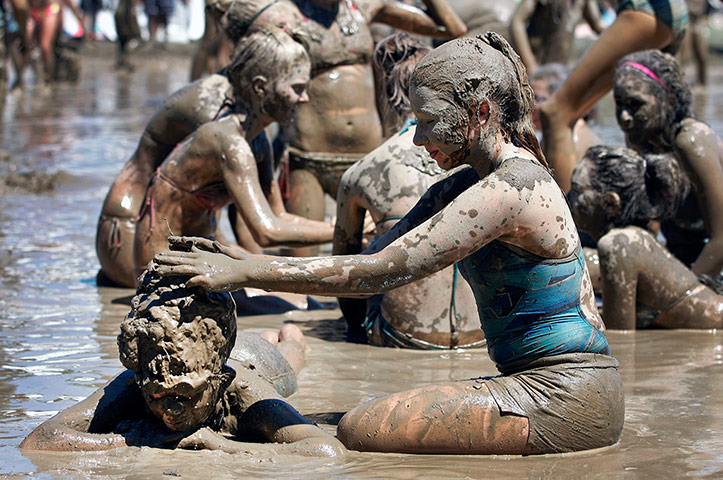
[168,235,249,260]
[152,249,245,292]
[177,427,229,451]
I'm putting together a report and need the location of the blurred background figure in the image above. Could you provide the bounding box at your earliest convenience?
[114,0,140,70]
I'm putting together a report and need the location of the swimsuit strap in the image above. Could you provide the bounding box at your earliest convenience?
[659,283,706,313]
[448,263,461,347]
[375,215,404,227]
[398,119,417,135]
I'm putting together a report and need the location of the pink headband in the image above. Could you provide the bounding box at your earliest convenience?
[621,61,671,94]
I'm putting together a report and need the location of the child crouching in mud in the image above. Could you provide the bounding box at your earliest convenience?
[153,33,624,455]
[20,268,345,457]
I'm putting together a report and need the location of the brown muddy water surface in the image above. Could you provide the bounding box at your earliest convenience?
[1,44,722,479]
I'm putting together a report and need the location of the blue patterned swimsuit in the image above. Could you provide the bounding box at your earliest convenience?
[458,240,609,374]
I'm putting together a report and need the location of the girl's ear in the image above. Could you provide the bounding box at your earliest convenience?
[604,192,622,217]
[252,75,268,96]
[478,100,490,125]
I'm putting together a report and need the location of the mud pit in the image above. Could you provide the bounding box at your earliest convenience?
[0,42,722,478]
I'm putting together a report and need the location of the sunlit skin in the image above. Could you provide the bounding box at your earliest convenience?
[20,326,346,456]
[614,67,723,278]
[133,51,337,278]
[569,157,723,330]
[96,72,276,287]
[531,76,600,161]
[236,0,467,256]
[151,36,610,454]
[539,6,676,192]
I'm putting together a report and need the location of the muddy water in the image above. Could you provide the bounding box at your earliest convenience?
[1,45,722,479]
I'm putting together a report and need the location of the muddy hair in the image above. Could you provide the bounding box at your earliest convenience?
[410,32,547,168]
[372,33,432,132]
[206,0,274,43]
[226,27,309,101]
[117,269,237,377]
[615,50,694,145]
[584,145,689,229]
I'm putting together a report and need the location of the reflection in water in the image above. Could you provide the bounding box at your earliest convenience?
[0,45,722,478]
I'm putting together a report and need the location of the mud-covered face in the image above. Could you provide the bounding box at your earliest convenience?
[410,85,469,170]
[569,157,608,240]
[138,368,222,432]
[264,56,311,125]
[614,71,666,148]
[531,78,552,130]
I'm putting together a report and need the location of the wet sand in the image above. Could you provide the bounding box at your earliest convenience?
[0,42,722,478]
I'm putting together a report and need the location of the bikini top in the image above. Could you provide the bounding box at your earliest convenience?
[458,240,609,374]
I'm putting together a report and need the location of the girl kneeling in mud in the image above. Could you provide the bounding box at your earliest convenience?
[153,33,623,455]
[569,145,723,329]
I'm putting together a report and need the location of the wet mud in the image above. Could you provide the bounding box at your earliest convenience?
[1,42,722,478]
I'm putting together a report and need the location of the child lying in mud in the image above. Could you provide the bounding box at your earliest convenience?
[97,27,334,288]
[334,33,484,348]
[612,49,723,281]
[20,269,345,456]
[153,33,624,455]
[569,145,723,329]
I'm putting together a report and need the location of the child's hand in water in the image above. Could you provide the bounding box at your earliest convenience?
[177,427,240,452]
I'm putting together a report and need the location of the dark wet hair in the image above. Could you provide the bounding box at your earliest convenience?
[226,27,309,101]
[582,145,689,229]
[372,33,431,130]
[117,270,237,376]
[615,50,693,144]
[410,32,547,168]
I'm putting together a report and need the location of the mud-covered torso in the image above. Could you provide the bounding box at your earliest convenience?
[276,0,382,152]
[458,239,610,372]
[294,0,374,75]
[145,74,232,156]
[527,0,585,64]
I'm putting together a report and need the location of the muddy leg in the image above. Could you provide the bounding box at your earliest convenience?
[260,324,307,375]
[540,10,673,192]
[337,381,534,454]
[284,168,326,256]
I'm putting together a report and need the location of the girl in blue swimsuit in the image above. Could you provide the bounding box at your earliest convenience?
[152,33,624,454]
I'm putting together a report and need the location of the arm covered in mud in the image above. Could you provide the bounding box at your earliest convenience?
[152,167,522,295]
[20,371,181,451]
[333,168,373,324]
[218,132,335,248]
[178,398,346,457]
[674,121,723,278]
[366,0,467,39]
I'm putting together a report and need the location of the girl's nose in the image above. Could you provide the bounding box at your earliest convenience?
[412,124,426,146]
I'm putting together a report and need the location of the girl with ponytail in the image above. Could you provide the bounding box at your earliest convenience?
[153,33,624,454]
[569,145,722,329]
[613,49,723,280]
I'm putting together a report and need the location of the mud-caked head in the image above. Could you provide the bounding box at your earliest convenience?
[372,33,432,137]
[118,270,237,432]
[227,27,311,126]
[569,145,688,239]
[614,50,692,150]
[409,32,544,170]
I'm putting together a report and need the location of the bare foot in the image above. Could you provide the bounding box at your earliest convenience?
[259,331,279,344]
